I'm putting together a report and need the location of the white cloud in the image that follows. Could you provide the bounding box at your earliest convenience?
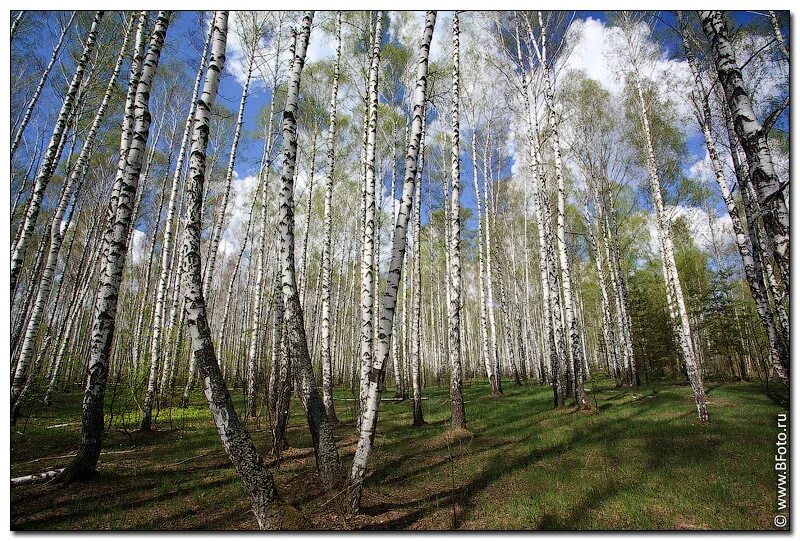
[644,204,734,258]
[558,17,696,133]
[131,229,147,265]
[219,172,260,258]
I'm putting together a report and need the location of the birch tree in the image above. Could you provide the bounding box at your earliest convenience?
[274,10,343,486]
[699,11,790,301]
[140,17,214,431]
[10,14,134,414]
[349,11,436,512]
[320,11,343,424]
[447,11,467,428]
[10,11,103,297]
[57,11,171,481]
[167,11,296,529]
[617,13,708,421]
[358,11,383,422]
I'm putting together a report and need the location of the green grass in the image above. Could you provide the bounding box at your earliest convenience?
[10,378,788,530]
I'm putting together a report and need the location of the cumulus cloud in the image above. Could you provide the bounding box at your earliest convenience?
[130,229,147,266]
[218,172,260,259]
[643,204,734,258]
[558,17,696,133]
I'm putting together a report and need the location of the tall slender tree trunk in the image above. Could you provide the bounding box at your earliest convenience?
[320,12,343,425]
[635,74,708,422]
[57,11,171,482]
[411,112,427,427]
[446,11,466,428]
[275,11,342,487]
[10,11,103,297]
[470,132,493,394]
[539,32,589,408]
[358,11,383,423]
[349,11,436,512]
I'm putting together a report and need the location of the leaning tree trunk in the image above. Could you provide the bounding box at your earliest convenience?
[699,10,790,302]
[10,11,102,298]
[140,18,213,431]
[446,11,466,429]
[635,74,708,422]
[320,11,343,425]
[768,11,789,60]
[10,16,134,413]
[10,11,76,160]
[10,10,24,43]
[169,11,294,529]
[349,11,436,513]
[56,11,170,482]
[274,11,342,487]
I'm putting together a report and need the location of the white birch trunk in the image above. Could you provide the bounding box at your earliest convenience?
[349,11,436,512]
[10,11,103,296]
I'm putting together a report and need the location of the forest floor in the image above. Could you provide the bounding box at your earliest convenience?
[10,377,788,530]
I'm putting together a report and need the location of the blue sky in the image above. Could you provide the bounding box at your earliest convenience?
[13,10,788,261]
